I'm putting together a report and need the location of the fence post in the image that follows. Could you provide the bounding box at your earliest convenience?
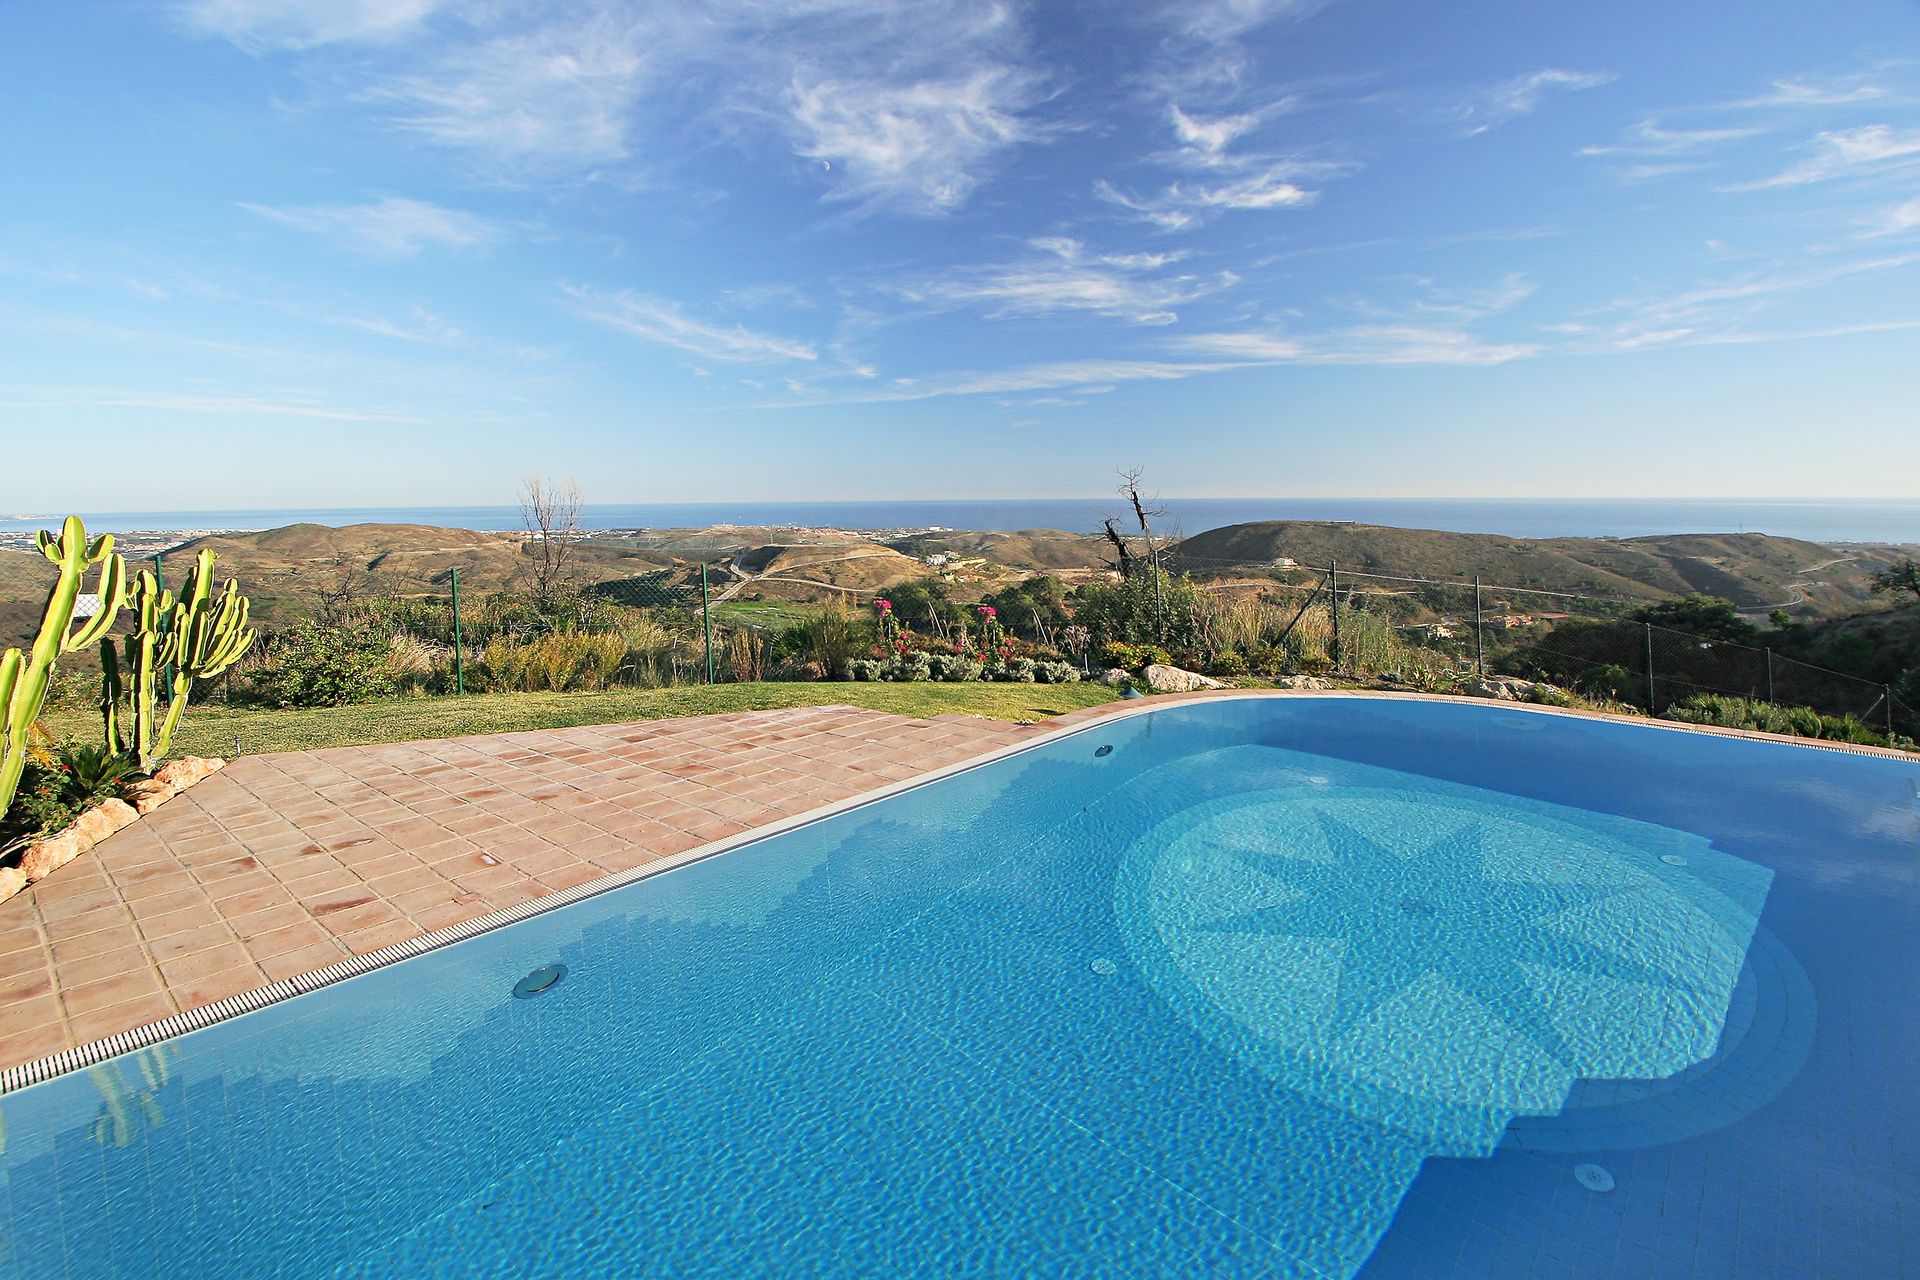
[1764,648,1774,704]
[1889,686,1897,742]
[1328,560,1341,671]
[701,563,716,685]
[1473,576,1485,679]
[1644,622,1656,713]
[449,568,465,696]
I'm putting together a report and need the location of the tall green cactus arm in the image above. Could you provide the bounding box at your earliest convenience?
[108,550,258,770]
[3,516,128,817]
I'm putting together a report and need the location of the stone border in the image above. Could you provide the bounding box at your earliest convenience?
[0,756,227,905]
[4,690,1914,1095]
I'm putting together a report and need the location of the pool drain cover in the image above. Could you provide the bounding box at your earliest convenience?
[1574,1163,1615,1193]
[1090,958,1119,976]
[1095,744,1113,757]
[513,963,568,999]
[1660,854,1688,867]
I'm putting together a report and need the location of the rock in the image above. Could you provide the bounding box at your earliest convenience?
[70,807,116,847]
[97,798,139,834]
[154,758,209,789]
[1463,676,1537,702]
[127,778,178,814]
[0,866,25,903]
[1095,668,1134,687]
[20,831,86,882]
[1273,675,1334,690]
[1143,664,1228,694]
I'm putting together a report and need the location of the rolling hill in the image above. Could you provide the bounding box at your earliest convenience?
[1167,520,1901,614]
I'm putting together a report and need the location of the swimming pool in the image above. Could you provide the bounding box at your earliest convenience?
[1,696,1915,1278]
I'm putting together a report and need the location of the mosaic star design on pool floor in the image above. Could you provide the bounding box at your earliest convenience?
[1116,749,1772,1158]
[1199,811,1681,1067]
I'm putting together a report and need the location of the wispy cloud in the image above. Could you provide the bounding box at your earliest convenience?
[1735,124,1920,189]
[368,10,651,173]
[754,356,1256,406]
[1729,73,1893,110]
[788,66,1043,216]
[564,285,817,363]
[0,386,421,422]
[1167,105,1266,166]
[1457,68,1613,136]
[177,0,444,51]
[1862,195,1920,239]
[1580,120,1765,159]
[196,1,1049,212]
[1096,161,1333,231]
[1570,252,1920,349]
[1169,0,1327,43]
[1175,325,1540,365]
[888,237,1232,324]
[240,197,497,258]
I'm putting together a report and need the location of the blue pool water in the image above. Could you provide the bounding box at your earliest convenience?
[1,698,1916,1278]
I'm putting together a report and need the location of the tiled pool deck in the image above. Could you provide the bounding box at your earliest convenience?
[0,705,1043,1071]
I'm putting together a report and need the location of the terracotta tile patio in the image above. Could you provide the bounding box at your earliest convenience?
[0,704,1042,1072]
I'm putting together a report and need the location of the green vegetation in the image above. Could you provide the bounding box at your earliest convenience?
[104,547,256,770]
[1871,557,1920,607]
[1630,594,1759,644]
[2,518,127,818]
[38,681,1118,756]
[1665,693,1910,750]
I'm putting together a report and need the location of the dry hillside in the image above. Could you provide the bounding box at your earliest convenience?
[1169,521,1897,614]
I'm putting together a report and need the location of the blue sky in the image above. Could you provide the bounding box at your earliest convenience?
[3,0,1918,510]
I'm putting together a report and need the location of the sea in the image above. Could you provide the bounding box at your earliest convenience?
[1,499,1916,544]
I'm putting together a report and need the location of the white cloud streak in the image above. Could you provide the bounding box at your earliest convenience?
[178,0,444,50]
[1863,195,1920,239]
[564,285,817,363]
[1736,124,1920,189]
[0,387,421,422]
[888,237,1232,324]
[240,196,497,258]
[191,1,1049,213]
[1459,68,1613,136]
[788,66,1042,215]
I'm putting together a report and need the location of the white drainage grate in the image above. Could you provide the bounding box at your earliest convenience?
[1574,1163,1615,1193]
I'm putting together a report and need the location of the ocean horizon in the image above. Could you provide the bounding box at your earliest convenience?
[2,498,1916,544]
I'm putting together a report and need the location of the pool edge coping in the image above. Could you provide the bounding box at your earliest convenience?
[4,688,1913,1095]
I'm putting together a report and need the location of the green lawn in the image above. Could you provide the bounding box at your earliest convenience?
[38,681,1117,757]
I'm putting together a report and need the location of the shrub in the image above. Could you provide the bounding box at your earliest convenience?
[1073,569,1205,651]
[983,657,1038,683]
[1207,650,1248,677]
[2,742,140,852]
[727,629,768,683]
[927,653,984,682]
[802,607,867,680]
[1033,661,1081,684]
[477,632,628,693]
[1665,692,1910,748]
[250,618,397,708]
[847,658,884,682]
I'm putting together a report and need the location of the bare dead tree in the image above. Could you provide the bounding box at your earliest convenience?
[1100,517,1137,579]
[519,473,584,607]
[311,555,361,626]
[1120,467,1167,639]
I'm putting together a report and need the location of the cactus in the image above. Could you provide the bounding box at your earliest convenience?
[104,548,255,772]
[0,517,127,818]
